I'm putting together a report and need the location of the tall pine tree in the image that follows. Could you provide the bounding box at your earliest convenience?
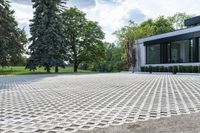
[0,0,26,67]
[27,0,67,73]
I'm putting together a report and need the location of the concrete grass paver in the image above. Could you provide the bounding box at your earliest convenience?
[0,73,200,133]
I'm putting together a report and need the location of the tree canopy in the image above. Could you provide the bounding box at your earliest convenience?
[168,13,194,30]
[26,0,67,72]
[0,0,27,67]
[115,13,193,69]
[61,7,105,72]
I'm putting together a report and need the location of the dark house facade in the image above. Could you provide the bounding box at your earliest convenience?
[134,16,200,71]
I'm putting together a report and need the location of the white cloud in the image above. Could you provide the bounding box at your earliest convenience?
[10,0,200,42]
[10,2,33,36]
[68,0,96,8]
[76,0,146,42]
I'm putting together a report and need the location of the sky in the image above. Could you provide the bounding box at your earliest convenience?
[10,0,200,43]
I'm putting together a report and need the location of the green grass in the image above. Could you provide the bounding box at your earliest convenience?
[0,66,95,75]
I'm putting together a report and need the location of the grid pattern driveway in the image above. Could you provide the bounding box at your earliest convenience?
[1,73,200,133]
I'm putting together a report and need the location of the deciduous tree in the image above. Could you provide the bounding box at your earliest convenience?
[168,13,194,30]
[61,8,105,72]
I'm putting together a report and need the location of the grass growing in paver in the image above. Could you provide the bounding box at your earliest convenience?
[0,66,95,75]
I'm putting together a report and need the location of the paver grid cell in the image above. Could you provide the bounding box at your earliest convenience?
[0,73,200,133]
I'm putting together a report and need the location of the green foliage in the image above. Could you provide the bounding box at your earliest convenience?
[115,13,193,70]
[145,66,149,72]
[115,16,176,69]
[172,66,178,74]
[0,66,93,75]
[149,66,152,73]
[141,66,200,73]
[0,0,27,67]
[159,66,164,72]
[90,43,128,72]
[27,0,67,72]
[61,7,105,72]
[141,67,145,72]
[79,64,89,70]
[199,66,200,73]
[114,22,138,67]
[168,13,194,30]
[193,66,199,73]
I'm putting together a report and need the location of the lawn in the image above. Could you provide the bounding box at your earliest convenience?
[0,66,94,75]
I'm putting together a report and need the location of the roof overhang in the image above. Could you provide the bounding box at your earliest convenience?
[136,25,200,45]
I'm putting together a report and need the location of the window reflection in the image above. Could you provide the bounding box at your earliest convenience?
[146,45,160,64]
[171,40,190,63]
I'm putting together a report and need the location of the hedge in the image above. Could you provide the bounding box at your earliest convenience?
[141,66,200,73]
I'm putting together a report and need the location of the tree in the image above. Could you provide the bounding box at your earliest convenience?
[153,16,174,34]
[115,16,175,71]
[61,7,105,72]
[114,22,138,71]
[168,13,194,30]
[137,16,174,37]
[0,0,27,67]
[26,0,67,73]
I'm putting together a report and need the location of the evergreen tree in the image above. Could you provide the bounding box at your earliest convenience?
[0,0,26,67]
[27,0,67,73]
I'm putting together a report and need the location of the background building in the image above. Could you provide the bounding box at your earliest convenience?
[134,16,200,72]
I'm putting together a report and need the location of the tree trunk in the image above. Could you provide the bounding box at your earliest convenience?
[74,63,78,73]
[55,66,58,73]
[46,66,50,73]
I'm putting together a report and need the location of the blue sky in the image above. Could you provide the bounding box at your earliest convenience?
[10,0,200,43]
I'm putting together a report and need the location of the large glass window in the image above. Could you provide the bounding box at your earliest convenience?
[171,40,190,63]
[146,38,200,64]
[146,44,160,64]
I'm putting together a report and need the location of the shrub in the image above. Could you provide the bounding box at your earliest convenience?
[193,66,199,73]
[164,67,168,72]
[178,66,183,73]
[155,66,159,72]
[140,65,200,73]
[189,66,193,73]
[172,66,178,74]
[149,66,152,73]
[141,67,145,72]
[168,66,173,72]
[159,66,164,72]
[198,66,200,73]
[79,63,89,70]
[145,66,149,72]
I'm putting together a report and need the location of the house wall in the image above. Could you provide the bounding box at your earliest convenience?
[134,42,200,72]
[134,41,145,72]
[133,26,200,72]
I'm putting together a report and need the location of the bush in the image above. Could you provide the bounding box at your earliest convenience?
[172,66,178,74]
[193,66,199,73]
[159,66,164,72]
[198,66,200,73]
[141,65,200,73]
[141,67,145,72]
[79,64,89,70]
[155,66,160,72]
[168,66,173,72]
[145,66,149,72]
[149,66,152,73]
[179,66,184,73]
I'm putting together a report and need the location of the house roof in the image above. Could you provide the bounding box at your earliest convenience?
[136,25,200,44]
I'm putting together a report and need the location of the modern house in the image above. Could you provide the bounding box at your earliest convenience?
[134,16,200,72]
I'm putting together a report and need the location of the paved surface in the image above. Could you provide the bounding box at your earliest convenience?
[0,73,200,133]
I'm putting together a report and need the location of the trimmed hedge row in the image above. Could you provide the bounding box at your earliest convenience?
[141,66,200,74]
